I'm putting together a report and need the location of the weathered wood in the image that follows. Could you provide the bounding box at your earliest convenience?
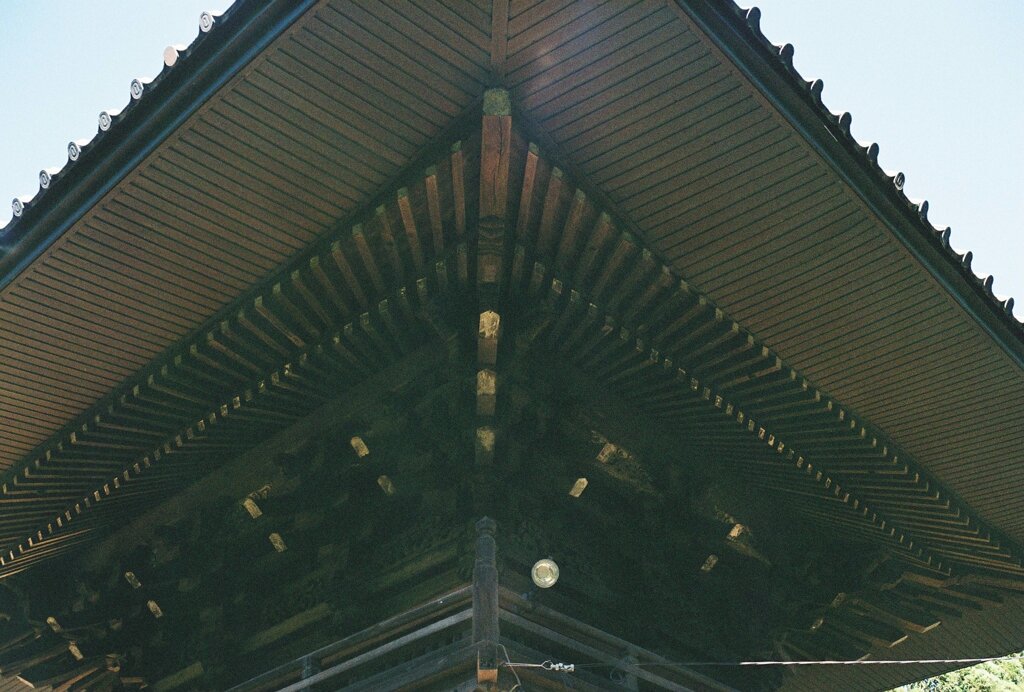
[316,638,474,692]
[572,212,614,288]
[308,255,351,317]
[479,89,512,298]
[290,268,333,326]
[330,240,369,310]
[478,311,500,367]
[152,662,205,692]
[266,612,473,692]
[515,144,540,243]
[423,168,446,256]
[477,369,497,417]
[0,641,69,675]
[374,205,404,282]
[555,189,588,272]
[229,588,471,691]
[450,142,466,238]
[490,0,509,80]
[498,611,693,692]
[397,189,426,275]
[475,426,496,466]
[536,167,565,258]
[351,224,385,294]
[480,89,512,220]
[849,593,941,634]
[242,603,332,653]
[472,518,499,683]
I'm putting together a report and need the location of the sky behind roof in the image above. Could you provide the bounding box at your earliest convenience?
[0,1,1021,314]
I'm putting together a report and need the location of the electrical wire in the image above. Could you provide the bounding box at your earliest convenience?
[503,654,1024,670]
[497,642,523,692]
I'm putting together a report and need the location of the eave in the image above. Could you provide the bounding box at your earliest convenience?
[0,2,1022,689]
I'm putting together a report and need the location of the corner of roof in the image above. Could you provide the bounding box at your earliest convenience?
[705,0,1022,337]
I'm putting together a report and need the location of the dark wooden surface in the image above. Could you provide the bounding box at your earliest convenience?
[0,103,1020,691]
[0,3,1022,691]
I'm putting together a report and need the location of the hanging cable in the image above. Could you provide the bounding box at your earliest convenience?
[502,654,1024,671]
[497,643,524,692]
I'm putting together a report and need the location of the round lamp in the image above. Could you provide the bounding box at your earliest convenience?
[531,558,559,588]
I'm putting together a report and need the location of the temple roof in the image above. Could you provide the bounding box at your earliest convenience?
[0,2,1021,690]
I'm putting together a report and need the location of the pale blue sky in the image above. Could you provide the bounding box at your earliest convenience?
[754,1,1023,315]
[1,2,1021,314]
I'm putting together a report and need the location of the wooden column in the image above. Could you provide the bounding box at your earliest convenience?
[472,517,500,686]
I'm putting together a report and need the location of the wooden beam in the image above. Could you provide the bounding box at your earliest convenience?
[242,603,332,653]
[490,0,509,81]
[152,662,204,692]
[472,518,499,684]
[479,88,512,300]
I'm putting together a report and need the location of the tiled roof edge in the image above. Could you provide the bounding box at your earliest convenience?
[686,1,1024,348]
[2,8,227,231]
[0,0,318,291]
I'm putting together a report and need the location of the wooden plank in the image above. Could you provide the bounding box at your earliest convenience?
[351,224,385,294]
[514,143,540,243]
[254,295,305,349]
[535,167,565,257]
[591,233,636,300]
[330,240,369,310]
[849,593,941,634]
[374,205,405,282]
[152,662,205,692]
[424,168,446,256]
[490,0,509,80]
[450,142,466,238]
[242,603,332,653]
[268,612,473,692]
[397,189,427,275]
[555,189,588,272]
[309,255,352,318]
[290,268,333,327]
[230,586,471,691]
[572,213,613,288]
[272,282,321,340]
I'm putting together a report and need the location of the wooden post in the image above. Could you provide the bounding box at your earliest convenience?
[474,90,511,502]
[472,517,500,685]
[479,88,512,304]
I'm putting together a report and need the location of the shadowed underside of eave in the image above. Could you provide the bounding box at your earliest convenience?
[0,99,1022,690]
[0,1,1021,553]
[0,3,1022,689]
[3,105,1021,580]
